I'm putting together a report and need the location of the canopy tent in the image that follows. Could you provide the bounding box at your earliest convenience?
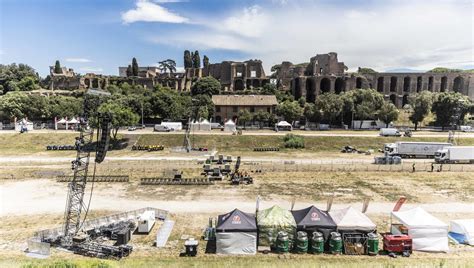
[57,118,67,124]
[275,121,292,131]
[216,209,257,255]
[291,206,336,241]
[257,205,296,248]
[15,118,34,131]
[224,119,237,133]
[391,207,449,252]
[449,219,474,246]
[190,119,211,132]
[67,118,79,124]
[329,206,376,232]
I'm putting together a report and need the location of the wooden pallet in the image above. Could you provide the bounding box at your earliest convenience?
[140,177,214,185]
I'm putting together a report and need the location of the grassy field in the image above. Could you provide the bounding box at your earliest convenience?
[1,132,473,156]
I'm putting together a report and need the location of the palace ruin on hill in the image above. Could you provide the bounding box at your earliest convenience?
[48,52,473,108]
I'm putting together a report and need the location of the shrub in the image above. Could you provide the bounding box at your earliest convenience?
[283,134,305,149]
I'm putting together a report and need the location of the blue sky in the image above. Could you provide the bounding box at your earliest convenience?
[0,0,472,77]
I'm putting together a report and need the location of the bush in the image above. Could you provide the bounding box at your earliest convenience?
[283,134,305,149]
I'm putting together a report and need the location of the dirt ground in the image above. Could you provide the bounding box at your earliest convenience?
[0,132,473,267]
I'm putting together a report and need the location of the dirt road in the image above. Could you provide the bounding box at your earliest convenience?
[1,179,473,217]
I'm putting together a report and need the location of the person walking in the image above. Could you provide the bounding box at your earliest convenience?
[412,163,416,173]
[431,163,434,172]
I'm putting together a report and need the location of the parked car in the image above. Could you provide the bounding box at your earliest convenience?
[379,128,401,137]
[154,125,171,132]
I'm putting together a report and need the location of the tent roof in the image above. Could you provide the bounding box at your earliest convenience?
[57,118,67,123]
[201,119,210,124]
[276,121,291,127]
[257,205,296,227]
[292,206,336,229]
[68,118,78,123]
[329,206,376,231]
[217,209,257,232]
[225,119,235,126]
[392,207,448,228]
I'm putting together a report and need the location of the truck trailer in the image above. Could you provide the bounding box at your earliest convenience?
[384,142,452,158]
[435,146,474,164]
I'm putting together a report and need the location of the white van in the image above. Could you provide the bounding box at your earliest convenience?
[154,125,171,132]
[379,128,401,137]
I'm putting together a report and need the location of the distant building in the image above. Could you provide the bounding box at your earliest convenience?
[118,66,161,78]
[212,95,278,123]
[49,66,75,77]
[204,60,270,91]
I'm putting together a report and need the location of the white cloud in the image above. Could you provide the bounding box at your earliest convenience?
[65,58,91,63]
[80,67,103,73]
[147,0,473,72]
[122,0,189,24]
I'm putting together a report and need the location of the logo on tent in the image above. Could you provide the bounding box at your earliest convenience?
[232,215,241,224]
[310,212,320,221]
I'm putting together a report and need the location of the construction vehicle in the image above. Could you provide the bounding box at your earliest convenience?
[230,156,253,185]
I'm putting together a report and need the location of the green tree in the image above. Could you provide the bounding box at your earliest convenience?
[408,91,433,130]
[303,103,322,123]
[158,59,177,74]
[192,94,214,120]
[132,57,139,76]
[203,55,209,68]
[54,60,61,74]
[238,109,252,128]
[0,63,39,93]
[17,76,38,91]
[191,76,221,95]
[184,50,193,68]
[276,100,303,124]
[126,65,132,77]
[98,102,140,139]
[193,50,201,68]
[357,67,377,74]
[0,91,30,119]
[378,101,399,127]
[344,88,384,128]
[432,92,471,129]
[253,110,270,129]
[315,93,343,125]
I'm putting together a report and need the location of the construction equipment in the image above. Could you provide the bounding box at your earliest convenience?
[141,170,214,185]
[230,156,253,185]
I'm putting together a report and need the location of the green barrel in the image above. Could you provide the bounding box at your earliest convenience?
[367,233,379,256]
[294,231,308,253]
[309,231,324,254]
[275,231,289,253]
[329,232,342,255]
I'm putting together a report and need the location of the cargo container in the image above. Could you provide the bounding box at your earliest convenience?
[137,210,156,234]
[435,146,474,164]
[384,142,452,158]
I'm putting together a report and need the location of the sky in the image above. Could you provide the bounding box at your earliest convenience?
[0,0,473,77]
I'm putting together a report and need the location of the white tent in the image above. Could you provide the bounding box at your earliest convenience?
[391,207,449,252]
[224,119,237,133]
[450,219,474,245]
[57,118,67,124]
[190,119,211,132]
[68,118,79,124]
[329,206,376,232]
[15,118,34,131]
[275,121,292,131]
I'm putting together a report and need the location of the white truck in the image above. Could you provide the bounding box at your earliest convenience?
[379,128,401,137]
[384,141,452,158]
[435,146,474,164]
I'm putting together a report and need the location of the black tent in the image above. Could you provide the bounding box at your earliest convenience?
[216,209,257,254]
[291,206,337,241]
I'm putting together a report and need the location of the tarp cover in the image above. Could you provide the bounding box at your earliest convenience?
[450,219,474,245]
[292,206,336,241]
[392,207,449,252]
[329,206,376,232]
[216,209,257,232]
[276,121,292,127]
[257,205,296,247]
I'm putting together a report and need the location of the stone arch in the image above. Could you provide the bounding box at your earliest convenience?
[389,94,397,106]
[416,76,422,92]
[320,77,331,94]
[390,76,397,92]
[305,78,316,103]
[234,79,244,91]
[92,79,99,88]
[246,80,252,89]
[453,76,463,93]
[84,78,90,89]
[402,95,409,107]
[428,76,434,91]
[377,77,384,92]
[403,76,411,92]
[356,77,362,89]
[440,76,447,92]
[335,78,345,94]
